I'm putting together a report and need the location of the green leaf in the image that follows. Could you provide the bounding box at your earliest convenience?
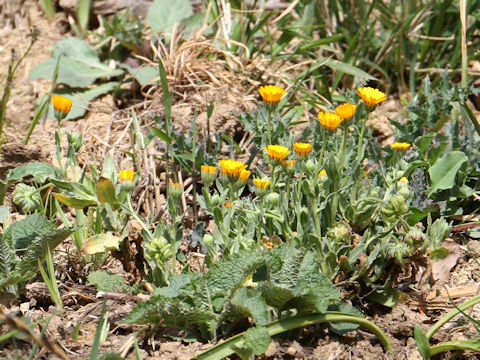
[88,270,129,293]
[367,288,408,307]
[428,151,468,196]
[147,0,193,34]
[0,205,8,224]
[231,287,268,326]
[76,0,92,31]
[97,351,125,360]
[82,233,120,255]
[29,37,123,87]
[0,234,14,280]
[15,222,73,275]
[319,57,377,81]
[233,327,270,360]
[6,163,62,183]
[124,64,158,86]
[414,325,431,359]
[52,193,97,209]
[7,213,54,251]
[427,218,451,249]
[429,247,449,261]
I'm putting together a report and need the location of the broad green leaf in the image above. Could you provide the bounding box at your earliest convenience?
[88,270,129,293]
[29,37,123,87]
[96,177,118,208]
[16,226,74,275]
[101,154,116,180]
[123,64,158,86]
[147,0,193,34]
[0,205,8,224]
[82,233,120,254]
[428,151,467,196]
[367,288,408,307]
[52,193,97,209]
[6,163,62,183]
[7,213,53,251]
[231,287,268,326]
[414,325,431,359]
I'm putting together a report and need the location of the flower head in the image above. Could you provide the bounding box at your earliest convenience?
[265,145,289,162]
[253,178,270,197]
[119,169,135,181]
[293,142,313,158]
[239,168,251,182]
[335,103,357,121]
[318,169,328,179]
[398,177,409,184]
[52,95,73,121]
[225,201,234,208]
[253,178,270,190]
[318,112,342,131]
[201,165,217,185]
[390,142,411,151]
[119,169,135,192]
[259,85,286,105]
[219,159,246,180]
[357,87,386,108]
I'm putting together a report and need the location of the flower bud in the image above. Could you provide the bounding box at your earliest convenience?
[168,182,183,201]
[327,221,352,242]
[119,169,136,192]
[67,132,83,153]
[265,192,280,207]
[13,183,42,213]
[200,165,217,185]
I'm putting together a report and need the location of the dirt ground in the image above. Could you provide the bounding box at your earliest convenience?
[1,1,480,359]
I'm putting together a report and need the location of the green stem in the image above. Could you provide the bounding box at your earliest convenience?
[426,293,480,340]
[356,107,370,162]
[266,108,272,145]
[194,312,393,360]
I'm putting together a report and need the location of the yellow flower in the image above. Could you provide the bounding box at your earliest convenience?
[259,85,286,105]
[357,87,386,107]
[52,95,73,120]
[119,169,135,182]
[253,178,270,189]
[318,112,342,131]
[318,169,328,179]
[239,169,251,182]
[119,169,135,192]
[398,177,409,184]
[390,142,411,151]
[201,165,217,184]
[293,143,313,157]
[219,159,246,179]
[335,103,357,121]
[265,145,289,161]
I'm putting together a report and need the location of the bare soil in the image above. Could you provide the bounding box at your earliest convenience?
[1,2,480,360]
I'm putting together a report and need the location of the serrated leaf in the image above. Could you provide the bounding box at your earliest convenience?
[233,327,270,359]
[82,233,120,255]
[147,0,193,34]
[88,270,129,293]
[6,163,62,183]
[428,151,467,196]
[52,193,97,209]
[231,287,268,326]
[8,213,54,251]
[16,225,74,275]
[0,234,14,280]
[122,295,215,327]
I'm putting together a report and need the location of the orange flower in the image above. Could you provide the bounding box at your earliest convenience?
[336,103,357,121]
[219,159,246,179]
[282,159,296,171]
[52,95,73,120]
[318,112,342,131]
[259,85,286,105]
[265,145,289,161]
[225,201,234,208]
[293,143,313,157]
[239,168,251,182]
[119,169,135,181]
[357,87,386,107]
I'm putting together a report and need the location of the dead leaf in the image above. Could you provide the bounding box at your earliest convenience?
[432,239,461,283]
